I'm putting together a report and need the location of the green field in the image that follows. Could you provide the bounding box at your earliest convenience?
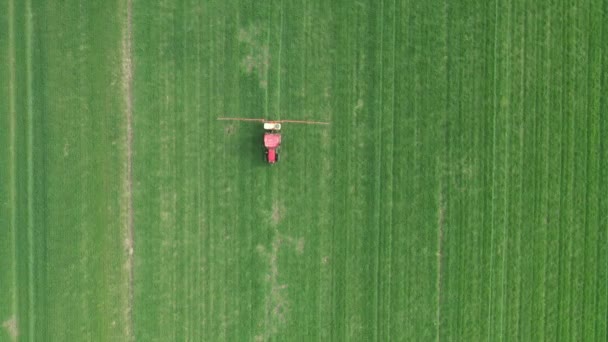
[2,0,607,341]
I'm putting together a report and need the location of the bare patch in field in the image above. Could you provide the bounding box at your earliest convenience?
[63,142,70,157]
[295,238,305,255]
[438,201,445,239]
[256,229,305,339]
[256,232,288,338]
[224,124,236,136]
[322,256,330,265]
[444,156,476,193]
[238,25,270,89]
[354,98,364,111]
[124,238,134,256]
[256,244,266,254]
[2,316,18,340]
[271,201,282,225]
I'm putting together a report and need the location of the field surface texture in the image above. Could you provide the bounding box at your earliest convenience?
[2,0,608,341]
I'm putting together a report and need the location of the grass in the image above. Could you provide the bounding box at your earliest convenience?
[2,0,131,340]
[2,0,607,341]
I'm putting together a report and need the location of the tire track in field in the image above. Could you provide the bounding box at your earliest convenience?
[499,0,513,338]
[374,2,385,341]
[580,3,595,338]
[6,0,19,340]
[531,6,546,336]
[386,1,397,339]
[121,0,135,339]
[555,0,569,338]
[276,0,283,119]
[24,0,35,338]
[436,181,446,342]
[515,4,528,338]
[597,5,608,340]
[435,2,449,339]
[76,4,93,338]
[486,0,499,338]
[541,3,553,339]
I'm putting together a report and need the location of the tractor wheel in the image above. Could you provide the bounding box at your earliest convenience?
[275,153,280,162]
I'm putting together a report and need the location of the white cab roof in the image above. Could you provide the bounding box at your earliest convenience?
[264,122,281,130]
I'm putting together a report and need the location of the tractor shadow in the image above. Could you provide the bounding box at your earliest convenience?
[243,126,267,167]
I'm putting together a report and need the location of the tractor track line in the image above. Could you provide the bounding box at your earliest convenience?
[25,0,35,338]
[386,0,396,339]
[499,0,514,339]
[7,0,19,339]
[436,183,446,342]
[374,1,384,341]
[487,2,498,341]
[436,1,449,340]
[121,0,135,339]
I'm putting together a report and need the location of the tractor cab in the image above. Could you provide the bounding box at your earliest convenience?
[263,122,281,131]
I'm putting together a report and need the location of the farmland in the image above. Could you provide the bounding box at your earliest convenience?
[2,0,607,341]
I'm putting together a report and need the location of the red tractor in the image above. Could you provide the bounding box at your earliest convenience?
[218,118,329,164]
[263,122,282,164]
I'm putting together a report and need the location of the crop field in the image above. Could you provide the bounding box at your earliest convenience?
[2,0,607,341]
